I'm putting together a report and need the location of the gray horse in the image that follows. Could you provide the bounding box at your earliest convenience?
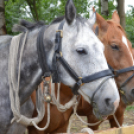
[0,0,119,133]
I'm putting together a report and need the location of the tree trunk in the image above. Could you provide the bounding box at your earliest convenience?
[0,0,6,35]
[101,0,108,18]
[98,0,101,14]
[26,0,39,21]
[117,0,125,29]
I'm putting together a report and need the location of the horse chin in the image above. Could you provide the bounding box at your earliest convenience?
[93,109,108,121]
[93,108,102,120]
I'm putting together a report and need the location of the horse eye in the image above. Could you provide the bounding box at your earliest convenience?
[111,44,119,51]
[76,48,87,55]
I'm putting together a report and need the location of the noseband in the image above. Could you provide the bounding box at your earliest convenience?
[109,64,134,103]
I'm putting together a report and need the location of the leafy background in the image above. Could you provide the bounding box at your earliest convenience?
[4,0,134,46]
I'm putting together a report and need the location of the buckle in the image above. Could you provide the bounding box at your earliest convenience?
[119,89,125,95]
[56,30,63,38]
[59,51,63,57]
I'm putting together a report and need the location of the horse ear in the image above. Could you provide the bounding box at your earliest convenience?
[96,12,108,32]
[88,8,96,28]
[112,11,120,24]
[65,0,76,25]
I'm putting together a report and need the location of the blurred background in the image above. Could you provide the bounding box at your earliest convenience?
[0,0,134,46]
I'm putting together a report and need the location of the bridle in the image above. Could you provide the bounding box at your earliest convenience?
[36,20,117,116]
[37,20,115,94]
[109,64,134,103]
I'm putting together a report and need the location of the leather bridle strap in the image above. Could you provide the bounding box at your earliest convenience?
[37,25,51,77]
[91,76,112,103]
[56,54,80,81]
[114,66,134,77]
[120,73,134,89]
[82,70,113,83]
[108,64,134,98]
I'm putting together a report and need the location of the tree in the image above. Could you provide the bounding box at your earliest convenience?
[117,0,125,29]
[5,0,91,34]
[0,0,6,35]
[101,0,108,18]
[125,6,134,47]
[95,0,116,19]
[25,0,41,21]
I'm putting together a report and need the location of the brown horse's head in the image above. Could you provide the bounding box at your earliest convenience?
[94,11,134,104]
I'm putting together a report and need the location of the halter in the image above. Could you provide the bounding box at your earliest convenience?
[109,64,134,103]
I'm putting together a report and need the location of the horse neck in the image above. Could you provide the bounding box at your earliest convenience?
[18,29,43,105]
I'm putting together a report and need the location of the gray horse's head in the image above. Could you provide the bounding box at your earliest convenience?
[44,0,120,119]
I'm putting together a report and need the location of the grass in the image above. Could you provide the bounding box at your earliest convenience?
[126,105,134,111]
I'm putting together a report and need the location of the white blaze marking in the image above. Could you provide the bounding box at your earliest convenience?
[122,36,134,65]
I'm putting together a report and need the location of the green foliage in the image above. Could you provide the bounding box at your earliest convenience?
[126,105,134,111]
[126,7,134,47]
[4,0,134,46]
[5,0,93,34]
[5,0,32,34]
[108,0,116,18]
[29,0,90,23]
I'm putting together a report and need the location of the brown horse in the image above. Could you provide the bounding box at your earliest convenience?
[28,11,134,133]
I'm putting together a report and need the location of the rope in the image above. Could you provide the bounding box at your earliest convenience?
[81,128,94,134]
[113,114,121,128]
[8,32,50,130]
[67,99,101,133]
[50,80,77,112]
[32,103,50,131]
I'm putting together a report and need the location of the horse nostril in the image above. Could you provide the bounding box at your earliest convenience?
[105,98,111,107]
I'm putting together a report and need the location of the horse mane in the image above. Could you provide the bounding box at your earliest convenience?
[51,16,64,24]
[13,14,86,33]
[19,20,45,30]
[51,14,86,25]
[12,20,45,33]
